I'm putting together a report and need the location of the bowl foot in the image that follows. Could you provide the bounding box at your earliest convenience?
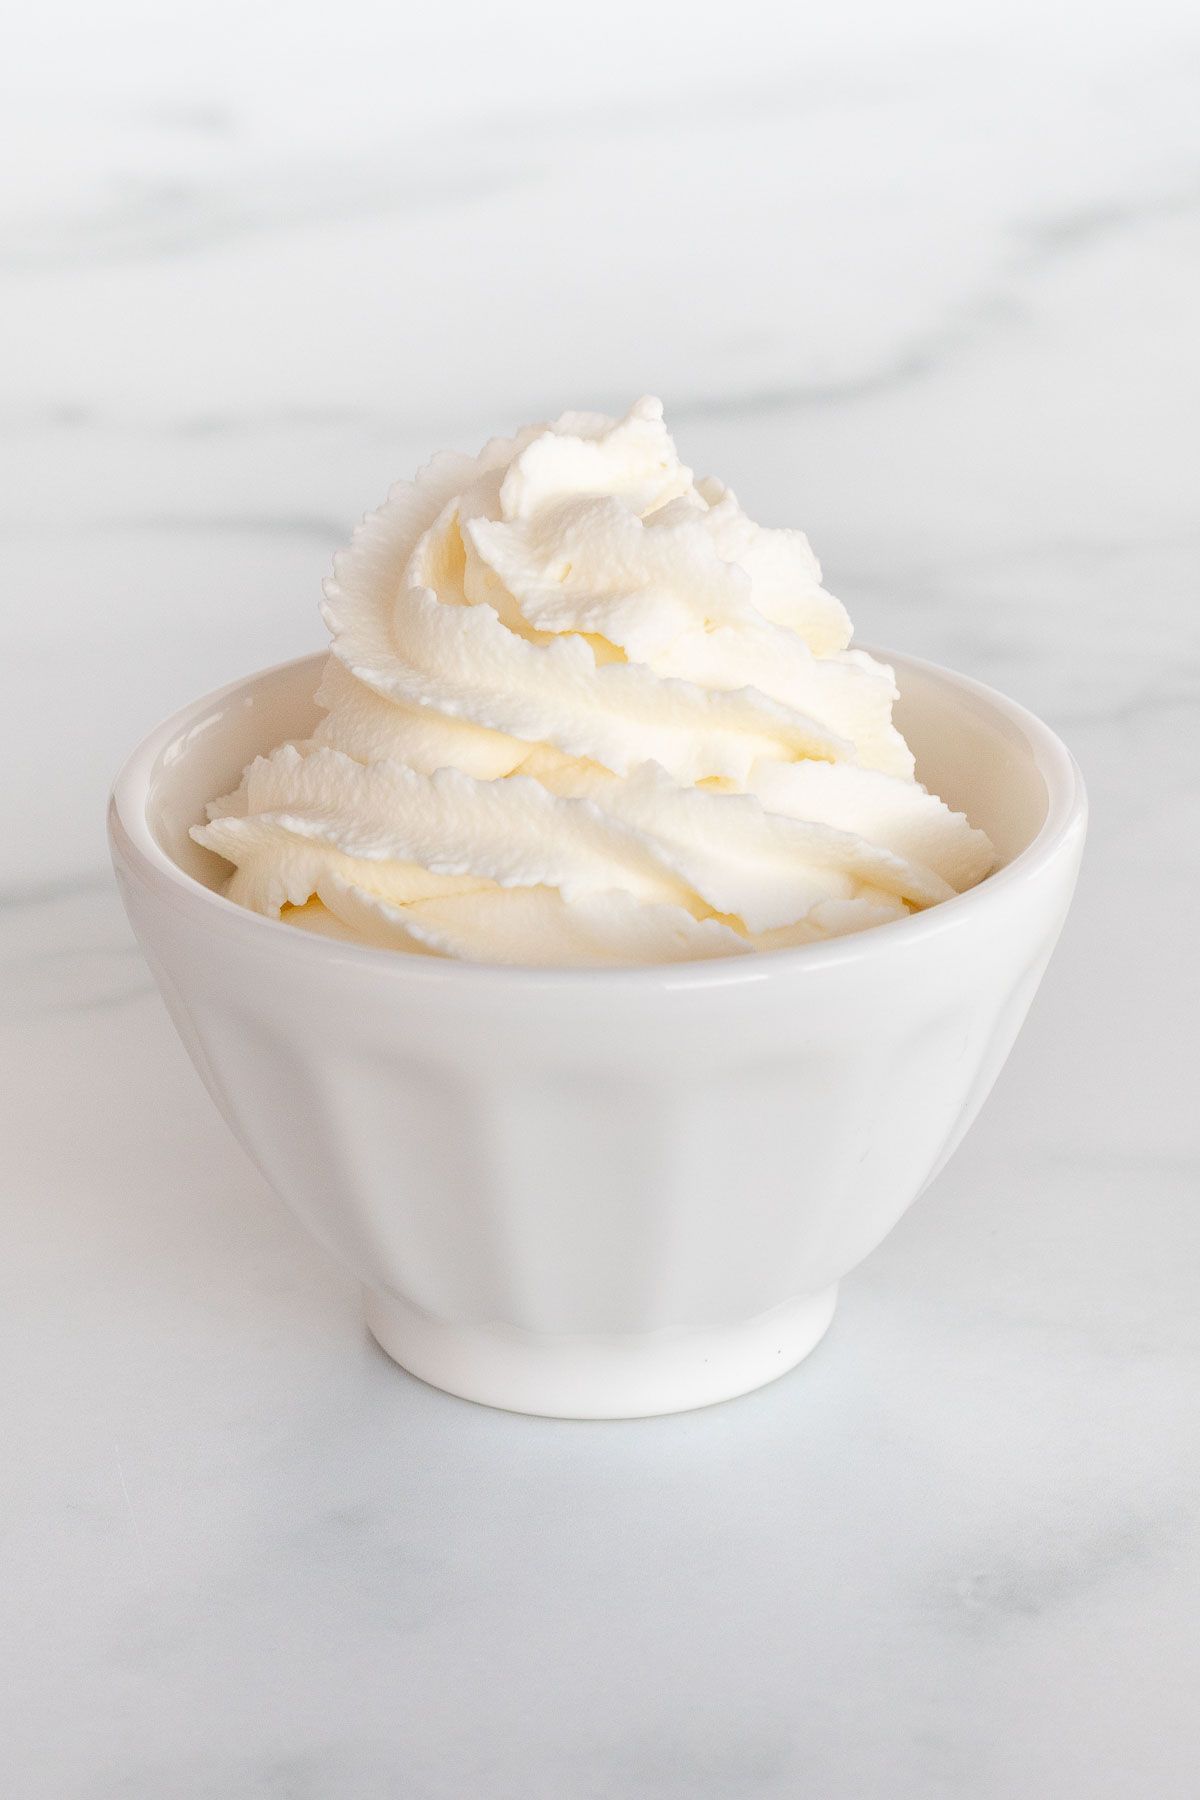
[363,1284,838,1419]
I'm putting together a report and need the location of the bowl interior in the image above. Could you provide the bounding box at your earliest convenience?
[149,655,326,892]
[892,660,1049,864]
[145,650,1050,895]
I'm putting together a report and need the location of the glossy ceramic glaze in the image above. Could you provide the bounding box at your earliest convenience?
[108,650,1085,1417]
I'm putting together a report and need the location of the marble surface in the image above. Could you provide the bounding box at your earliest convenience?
[3,3,1199,1794]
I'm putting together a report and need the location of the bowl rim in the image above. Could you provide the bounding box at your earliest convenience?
[108,646,1087,992]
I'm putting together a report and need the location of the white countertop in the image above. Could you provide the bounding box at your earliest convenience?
[3,5,1198,1795]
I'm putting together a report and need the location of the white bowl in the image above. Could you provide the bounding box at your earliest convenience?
[109,649,1085,1418]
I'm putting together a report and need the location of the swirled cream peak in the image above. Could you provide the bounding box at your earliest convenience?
[195,397,995,965]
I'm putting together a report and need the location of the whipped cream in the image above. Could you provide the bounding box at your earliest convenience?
[195,398,995,965]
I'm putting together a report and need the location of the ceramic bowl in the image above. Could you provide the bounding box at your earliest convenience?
[109,649,1085,1417]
